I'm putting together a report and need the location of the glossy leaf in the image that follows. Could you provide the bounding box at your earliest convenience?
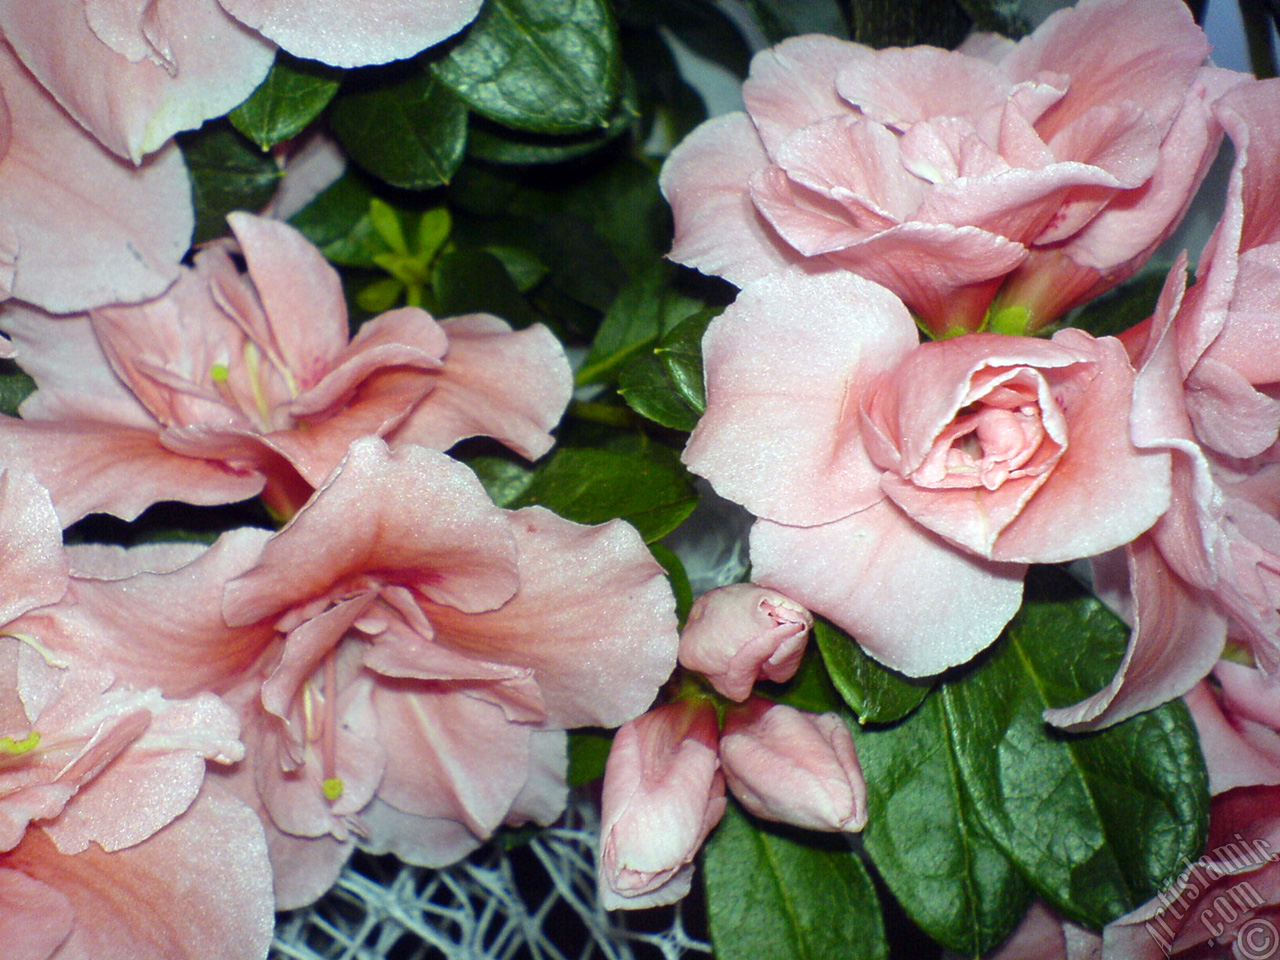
[330,66,468,189]
[288,171,383,267]
[567,729,613,787]
[941,569,1210,929]
[432,249,537,327]
[812,619,933,726]
[656,310,714,417]
[618,351,702,432]
[434,0,622,135]
[704,800,888,960]
[179,121,282,243]
[852,694,1032,955]
[1066,264,1175,340]
[470,447,697,543]
[0,360,35,417]
[648,542,693,625]
[229,52,341,149]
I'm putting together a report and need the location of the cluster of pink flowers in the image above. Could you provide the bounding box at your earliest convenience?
[0,205,682,949]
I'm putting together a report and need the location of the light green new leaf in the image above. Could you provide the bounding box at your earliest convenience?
[704,801,888,960]
[434,0,621,136]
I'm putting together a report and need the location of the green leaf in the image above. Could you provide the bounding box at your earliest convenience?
[229,52,341,149]
[743,0,848,42]
[465,74,639,164]
[567,728,613,786]
[496,446,697,542]
[619,0,753,77]
[759,644,846,716]
[579,263,703,386]
[853,694,1032,955]
[703,800,888,960]
[329,66,468,189]
[940,569,1210,929]
[432,249,536,326]
[618,351,702,431]
[0,360,35,417]
[356,276,404,313]
[656,310,713,417]
[467,456,536,507]
[846,0,971,48]
[434,0,622,135]
[1066,264,1176,340]
[646,542,693,625]
[812,619,933,725]
[178,121,283,243]
[288,172,383,267]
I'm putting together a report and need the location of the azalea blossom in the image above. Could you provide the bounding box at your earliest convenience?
[677,583,813,701]
[683,270,1169,677]
[660,0,1243,337]
[0,212,573,524]
[597,699,725,911]
[0,39,191,313]
[45,439,679,907]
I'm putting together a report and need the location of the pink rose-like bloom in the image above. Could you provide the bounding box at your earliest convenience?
[678,584,812,701]
[719,698,866,834]
[0,212,572,525]
[661,0,1241,337]
[0,39,191,313]
[684,270,1170,678]
[47,439,678,908]
[598,699,725,911]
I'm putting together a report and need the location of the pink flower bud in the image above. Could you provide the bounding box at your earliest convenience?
[597,700,725,910]
[678,584,813,701]
[720,699,867,833]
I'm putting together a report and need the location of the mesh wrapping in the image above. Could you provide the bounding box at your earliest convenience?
[271,794,712,960]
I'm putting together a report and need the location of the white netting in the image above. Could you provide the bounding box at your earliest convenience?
[270,794,713,960]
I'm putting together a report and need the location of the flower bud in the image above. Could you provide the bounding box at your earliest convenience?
[597,700,725,910]
[719,699,867,833]
[678,584,813,701]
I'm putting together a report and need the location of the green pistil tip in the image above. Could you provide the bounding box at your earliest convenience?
[322,777,345,801]
[210,363,230,383]
[0,730,40,755]
[987,303,1033,336]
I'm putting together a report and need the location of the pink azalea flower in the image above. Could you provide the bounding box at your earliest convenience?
[597,699,725,911]
[660,0,1241,337]
[1050,80,1280,729]
[0,38,191,313]
[719,698,866,833]
[0,212,572,524]
[683,270,1170,677]
[46,439,678,908]
[677,583,812,701]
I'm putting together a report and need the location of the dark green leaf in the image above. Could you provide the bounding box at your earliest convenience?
[846,0,971,48]
[465,74,639,164]
[618,351,702,431]
[656,310,713,417]
[0,360,35,417]
[1066,264,1176,340]
[330,67,468,189]
[568,728,614,786]
[853,695,1032,955]
[941,569,1210,929]
[744,0,848,42]
[647,542,693,625]
[179,121,283,243]
[579,263,703,385]
[759,644,846,716]
[229,52,342,149]
[288,172,383,267]
[432,249,536,326]
[619,0,753,77]
[502,446,697,542]
[434,0,622,135]
[812,619,933,725]
[467,456,536,507]
[703,800,888,960]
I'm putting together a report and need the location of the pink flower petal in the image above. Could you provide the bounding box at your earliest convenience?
[751,504,1025,677]
[0,867,72,960]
